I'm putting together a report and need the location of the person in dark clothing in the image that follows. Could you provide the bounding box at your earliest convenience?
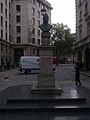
[1,60,5,71]
[7,62,10,69]
[75,61,81,85]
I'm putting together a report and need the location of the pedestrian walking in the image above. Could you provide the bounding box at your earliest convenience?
[7,62,10,69]
[1,60,5,71]
[74,61,81,85]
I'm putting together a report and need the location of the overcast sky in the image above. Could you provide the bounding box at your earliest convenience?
[47,0,76,33]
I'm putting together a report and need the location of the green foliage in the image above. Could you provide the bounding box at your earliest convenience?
[51,23,75,57]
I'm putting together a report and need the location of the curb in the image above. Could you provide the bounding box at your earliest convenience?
[72,70,90,77]
[80,72,90,77]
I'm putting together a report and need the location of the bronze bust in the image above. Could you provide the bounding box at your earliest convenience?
[39,13,52,46]
[39,13,52,32]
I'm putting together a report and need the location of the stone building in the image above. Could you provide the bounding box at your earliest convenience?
[0,0,52,70]
[75,0,90,70]
[0,0,13,71]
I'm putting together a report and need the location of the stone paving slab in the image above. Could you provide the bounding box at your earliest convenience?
[0,112,90,120]
[0,84,89,110]
[0,84,88,100]
[0,66,90,119]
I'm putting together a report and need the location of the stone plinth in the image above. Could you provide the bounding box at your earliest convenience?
[31,46,62,94]
[37,46,55,87]
[31,82,62,94]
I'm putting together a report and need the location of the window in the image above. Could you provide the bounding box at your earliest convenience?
[5,21,7,31]
[32,38,35,44]
[79,10,82,22]
[9,13,11,22]
[85,2,88,15]
[41,4,44,9]
[9,2,11,10]
[16,36,21,43]
[5,0,7,6]
[37,29,40,37]
[1,58,4,65]
[5,32,7,40]
[45,7,47,11]
[33,49,35,55]
[32,7,35,15]
[1,30,3,39]
[1,43,3,51]
[37,11,40,18]
[9,47,11,54]
[38,20,40,26]
[38,39,40,45]
[16,5,21,12]
[32,0,35,4]
[6,45,7,53]
[32,28,35,35]
[87,22,90,35]
[9,24,11,31]
[1,16,3,27]
[79,0,81,6]
[9,35,11,42]
[16,15,21,22]
[47,7,49,13]
[5,8,7,18]
[37,1,40,7]
[16,26,21,33]
[5,58,8,65]
[78,27,82,40]
[1,3,3,13]
[32,18,35,26]
[79,29,82,39]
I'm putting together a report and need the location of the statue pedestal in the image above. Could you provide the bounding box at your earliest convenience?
[31,46,62,94]
[37,46,55,87]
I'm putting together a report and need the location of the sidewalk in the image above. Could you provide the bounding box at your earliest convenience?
[81,70,90,77]
[0,68,18,79]
[59,63,90,77]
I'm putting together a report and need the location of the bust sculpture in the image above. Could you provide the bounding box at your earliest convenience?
[39,13,52,46]
[39,13,52,32]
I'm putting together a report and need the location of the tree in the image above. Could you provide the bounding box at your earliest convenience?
[51,23,75,60]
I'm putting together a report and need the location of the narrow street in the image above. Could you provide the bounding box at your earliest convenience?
[0,64,90,92]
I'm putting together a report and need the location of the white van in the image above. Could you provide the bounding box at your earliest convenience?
[19,56,39,73]
[19,56,55,73]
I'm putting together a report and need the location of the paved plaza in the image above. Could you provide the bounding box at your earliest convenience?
[0,64,90,119]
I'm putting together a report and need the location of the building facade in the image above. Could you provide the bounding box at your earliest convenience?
[0,0,13,71]
[75,0,90,70]
[0,0,52,70]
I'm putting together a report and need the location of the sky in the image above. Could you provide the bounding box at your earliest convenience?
[47,0,76,33]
